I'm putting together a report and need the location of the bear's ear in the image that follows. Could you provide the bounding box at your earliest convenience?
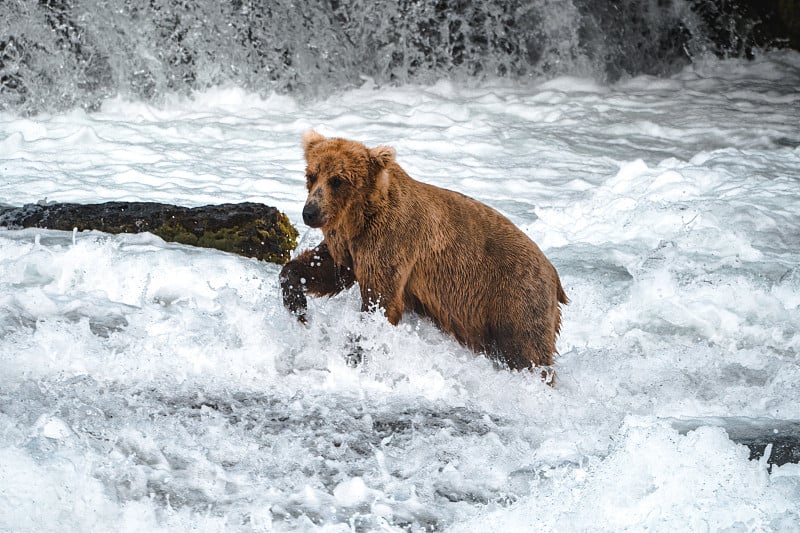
[369,145,396,169]
[302,130,326,159]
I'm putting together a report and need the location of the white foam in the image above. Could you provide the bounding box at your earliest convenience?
[450,417,799,532]
[1,51,799,531]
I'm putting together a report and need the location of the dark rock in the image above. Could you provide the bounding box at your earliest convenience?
[0,201,298,264]
[692,0,800,56]
[669,417,800,469]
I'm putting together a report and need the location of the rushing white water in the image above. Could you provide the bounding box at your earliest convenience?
[1,0,722,114]
[1,51,799,531]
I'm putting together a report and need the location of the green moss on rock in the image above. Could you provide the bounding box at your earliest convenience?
[0,201,299,264]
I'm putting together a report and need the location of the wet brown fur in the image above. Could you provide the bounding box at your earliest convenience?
[280,131,568,373]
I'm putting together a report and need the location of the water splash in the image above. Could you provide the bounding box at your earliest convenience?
[0,0,760,114]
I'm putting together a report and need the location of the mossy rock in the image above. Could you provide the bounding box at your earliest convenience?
[0,201,298,264]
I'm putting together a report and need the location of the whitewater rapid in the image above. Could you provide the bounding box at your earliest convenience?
[1,51,799,531]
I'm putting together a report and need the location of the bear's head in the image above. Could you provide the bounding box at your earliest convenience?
[300,130,395,230]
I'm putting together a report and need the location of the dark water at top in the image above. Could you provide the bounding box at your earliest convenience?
[0,0,781,114]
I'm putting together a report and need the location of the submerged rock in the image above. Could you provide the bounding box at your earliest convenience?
[670,417,800,469]
[0,201,298,264]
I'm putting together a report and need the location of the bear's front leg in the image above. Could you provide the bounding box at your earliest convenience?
[358,270,407,326]
[279,242,356,323]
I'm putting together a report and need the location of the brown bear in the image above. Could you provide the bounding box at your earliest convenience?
[280,131,568,374]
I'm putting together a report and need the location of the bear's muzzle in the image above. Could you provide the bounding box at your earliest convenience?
[302,201,324,228]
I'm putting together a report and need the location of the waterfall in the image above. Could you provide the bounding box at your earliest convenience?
[0,0,788,114]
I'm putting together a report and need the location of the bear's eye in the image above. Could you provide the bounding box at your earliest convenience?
[306,172,317,185]
[329,175,345,189]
